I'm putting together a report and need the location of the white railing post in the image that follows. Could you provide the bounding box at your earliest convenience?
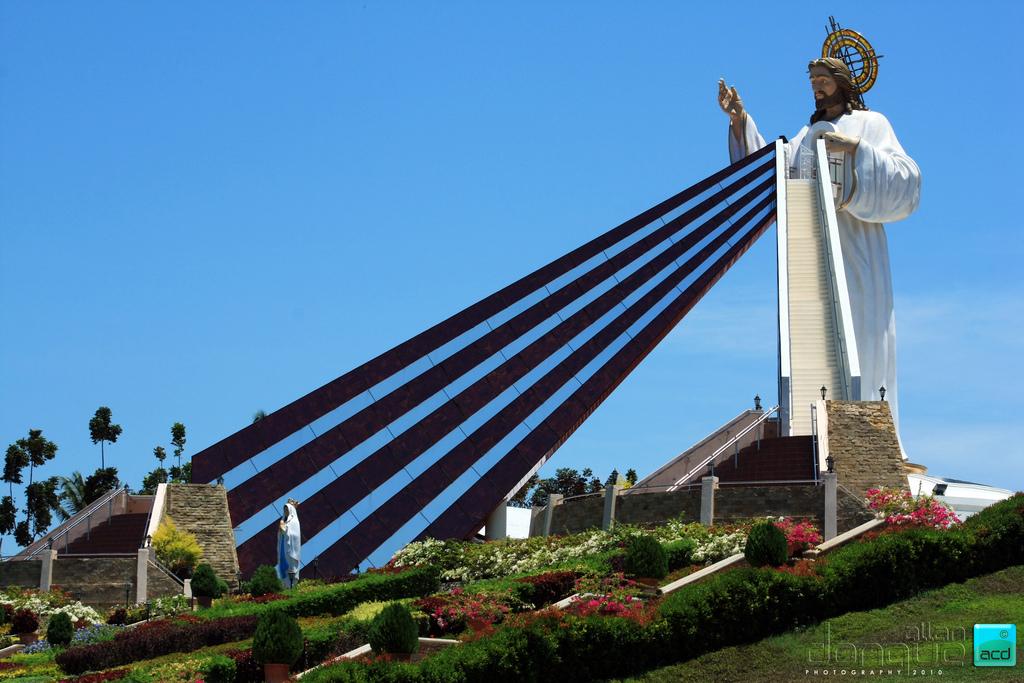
[602,485,621,531]
[136,548,150,604]
[775,137,793,436]
[700,476,718,526]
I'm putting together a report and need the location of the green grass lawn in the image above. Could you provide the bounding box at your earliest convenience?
[619,565,1024,683]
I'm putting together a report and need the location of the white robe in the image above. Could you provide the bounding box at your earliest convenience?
[277,502,301,585]
[729,110,921,441]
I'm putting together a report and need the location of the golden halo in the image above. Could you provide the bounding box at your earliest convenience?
[821,28,879,94]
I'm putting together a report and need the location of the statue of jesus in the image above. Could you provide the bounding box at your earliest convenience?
[718,58,921,445]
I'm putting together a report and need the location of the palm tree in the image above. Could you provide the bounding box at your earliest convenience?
[56,472,88,522]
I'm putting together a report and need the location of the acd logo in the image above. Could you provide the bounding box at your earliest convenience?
[974,624,1016,667]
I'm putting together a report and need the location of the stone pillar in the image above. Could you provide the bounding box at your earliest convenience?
[39,549,57,592]
[542,494,563,537]
[484,503,508,541]
[183,578,192,599]
[700,476,718,526]
[136,548,150,604]
[823,472,838,541]
[602,485,621,531]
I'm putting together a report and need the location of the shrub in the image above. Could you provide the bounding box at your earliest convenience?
[819,527,974,615]
[661,568,822,656]
[151,515,203,578]
[774,518,823,556]
[192,563,226,599]
[866,486,961,529]
[744,520,788,567]
[368,602,419,655]
[11,607,39,634]
[251,608,304,666]
[47,611,74,647]
[201,654,237,683]
[0,603,12,625]
[105,607,128,625]
[663,538,697,571]
[962,492,1024,572]
[55,615,258,675]
[247,564,283,597]
[204,566,440,621]
[513,570,580,606]
[623,534,668,579]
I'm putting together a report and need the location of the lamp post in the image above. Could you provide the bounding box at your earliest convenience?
[826,455,835,473]
[820,386,827,401]
[879,386,886,401]
[754,394,762,411]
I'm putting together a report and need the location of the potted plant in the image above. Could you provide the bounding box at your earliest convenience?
[368,602,419,662]
[11,608,39,645]
[623,534,668,586]
[252,607,303,683]
[191,562,226,608]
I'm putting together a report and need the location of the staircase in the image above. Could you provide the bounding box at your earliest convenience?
[58,513,149,555]
[711,436,817,484]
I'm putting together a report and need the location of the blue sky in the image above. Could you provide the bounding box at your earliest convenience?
[2,2,1022,554]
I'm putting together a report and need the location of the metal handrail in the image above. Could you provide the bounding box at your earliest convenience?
[147,555,185,587]
[667,405,780,491]
[24,484,128,559]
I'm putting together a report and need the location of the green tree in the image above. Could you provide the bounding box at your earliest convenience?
[23,477,60,543]
[3,444,29,498]
[140,446,169,494]
[168,422,189,483]
[7,430,58,544]
[56,471,88,522]
[508,474,540,509]
[252,410,268,423]
[0,495,16,556]
[625,468,638,486]
[88,407,122,469]
[83,467,120,503]
[605,469,620,487]
[170,422,186,468]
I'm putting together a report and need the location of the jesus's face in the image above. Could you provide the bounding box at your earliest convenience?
[809,65,839,104]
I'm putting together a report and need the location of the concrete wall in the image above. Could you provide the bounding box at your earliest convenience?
[51,557,137,607]
[0,560,41,589]
[825,401,907,496]
[537,483,874,536]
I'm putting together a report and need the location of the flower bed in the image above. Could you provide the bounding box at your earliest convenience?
[55,614,259,675]
[866,486,961,529]
[389,522,748,583]
[283,493,1024,683]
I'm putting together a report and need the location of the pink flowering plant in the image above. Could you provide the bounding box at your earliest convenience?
[568,572,645,617]
[412,587,513,635]
[866,487,961,530]
[773,518,823,556]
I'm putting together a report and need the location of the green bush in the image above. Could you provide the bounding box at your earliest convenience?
[201,654,237,683]
[623,534,668,579]
[248,564,284,597]
[152,515,203,578]
[368,602,419,655]
[661,568,823,656]
[46,611,74,647]
[819,527,974,615]
[962,492,1024,572]
[252,608,304,666]
[192,562,226,599]
[744,521,788,567]
[663,538,697,571]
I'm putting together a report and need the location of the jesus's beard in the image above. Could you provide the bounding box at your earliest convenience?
[814,90,847,113]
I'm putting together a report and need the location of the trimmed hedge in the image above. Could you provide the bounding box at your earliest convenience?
[207,566,440,619]
[663,538,696,572]
[56,615,259,675]
[744,520,788,567]
[252,609,304,666]
[623,535,668,579]
[55,568,437,675]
